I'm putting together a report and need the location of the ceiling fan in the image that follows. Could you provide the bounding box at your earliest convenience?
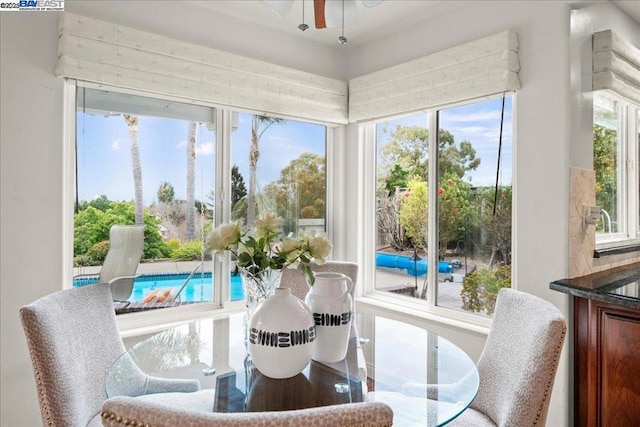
[262,0,385,44]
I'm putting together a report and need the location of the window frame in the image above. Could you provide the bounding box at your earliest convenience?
[594,92,640,249]
[358,93,516,330]
[64,80,335,331]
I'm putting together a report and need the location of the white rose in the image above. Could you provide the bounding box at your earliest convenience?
[255,212,282,237]
[207,230,226,252]
[281,237,301,254]
[308,232,332,264]
[207,222,240,252]
[219,222,241,247]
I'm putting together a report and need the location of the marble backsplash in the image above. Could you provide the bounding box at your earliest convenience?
[569,167,640,278]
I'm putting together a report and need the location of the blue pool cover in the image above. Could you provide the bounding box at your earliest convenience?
[375,253,452,277]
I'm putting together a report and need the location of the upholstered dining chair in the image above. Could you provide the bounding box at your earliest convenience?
[450,288,566,426]
[370,288,566,426]
[20,282,215,427]
[280,260,358,300]
[73,224,144,302]
[101,396,393,427]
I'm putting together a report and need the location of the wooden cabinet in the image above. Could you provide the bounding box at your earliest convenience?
[574,297,640,426]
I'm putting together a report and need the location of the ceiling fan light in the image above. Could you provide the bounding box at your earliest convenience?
[262,0,294,17]
[362,0,383,7]
[338,35,348,44]
[298,23,309,31]
[325,0,358,28]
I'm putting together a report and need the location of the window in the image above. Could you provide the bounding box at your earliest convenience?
[230,112,327,234]
[73,86,327,313]
[593,92,640,246]
[374,95,513,317]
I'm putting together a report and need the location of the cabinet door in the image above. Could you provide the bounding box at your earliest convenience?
[600,311,640,427]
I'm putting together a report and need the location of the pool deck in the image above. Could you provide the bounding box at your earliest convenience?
[73,260,210,277]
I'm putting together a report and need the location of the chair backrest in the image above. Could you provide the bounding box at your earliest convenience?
[101,396,393,427]
[471,288,567,426]
[100,225,144,301]
[20,283,126,427]
[280,261,358,300]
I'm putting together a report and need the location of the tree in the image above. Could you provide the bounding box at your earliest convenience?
[231,164,247,207]
[438,173,473,259]
[379,126,480,185]
[593,124,618,231]
[262,153,326,233]
[78,194,111,212]
[479,186,512,268]
[157,182,175,204]
[398,176,428,250]
[380,126,430,180]
[123,115,144,225]
[384,164,410,196]
[185,121,197,240]
[247,115,283,226]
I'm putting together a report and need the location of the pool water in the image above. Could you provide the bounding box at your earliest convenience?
[73,272,244,303]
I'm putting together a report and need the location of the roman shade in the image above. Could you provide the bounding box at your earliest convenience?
[348,30,521,123]
[593,30,640,106]
[56,13,348,125]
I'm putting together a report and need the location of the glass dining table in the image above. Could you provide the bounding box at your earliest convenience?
[107,311,479,426]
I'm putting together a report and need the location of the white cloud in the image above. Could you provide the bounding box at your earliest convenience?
[196,141,214,156]
[175,140,215,156]
[111,139,121,151]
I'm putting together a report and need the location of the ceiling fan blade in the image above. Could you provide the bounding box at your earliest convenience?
[314,0,327,29]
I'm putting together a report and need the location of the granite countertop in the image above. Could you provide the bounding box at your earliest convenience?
[550,262,640,310]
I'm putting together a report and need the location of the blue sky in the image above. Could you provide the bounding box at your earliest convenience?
[76,111,326,205]
[77,96,510,206]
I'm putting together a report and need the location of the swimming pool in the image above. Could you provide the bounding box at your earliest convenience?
[73,272,244,303]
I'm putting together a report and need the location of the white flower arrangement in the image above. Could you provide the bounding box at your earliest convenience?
[206,211,331,284]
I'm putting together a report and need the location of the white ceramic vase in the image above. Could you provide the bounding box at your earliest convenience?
[248,287,315,379]
[305,272,353,363]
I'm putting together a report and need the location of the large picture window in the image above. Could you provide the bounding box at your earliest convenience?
[374,95,513,317]
[73,87,327,314]
[74,88,217,309]
[593,92,640,245]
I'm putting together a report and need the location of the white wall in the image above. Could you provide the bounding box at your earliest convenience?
[1,12,66,426]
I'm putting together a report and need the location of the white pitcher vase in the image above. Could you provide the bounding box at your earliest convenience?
[305,272,353,363]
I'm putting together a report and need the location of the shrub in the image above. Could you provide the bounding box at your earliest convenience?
[85,240,110,265]
[73,254,94,267]
[171,239,205,261]
[461,265,511,314]
[165,238,181,251]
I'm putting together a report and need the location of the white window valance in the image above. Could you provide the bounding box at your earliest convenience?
[348,30,521,123]
[593,30,640,106]
[56,13,348,125]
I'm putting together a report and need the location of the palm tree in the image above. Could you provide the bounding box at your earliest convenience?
[186,121,197,240]
[123,115,144,225]
[248,115,283,226]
